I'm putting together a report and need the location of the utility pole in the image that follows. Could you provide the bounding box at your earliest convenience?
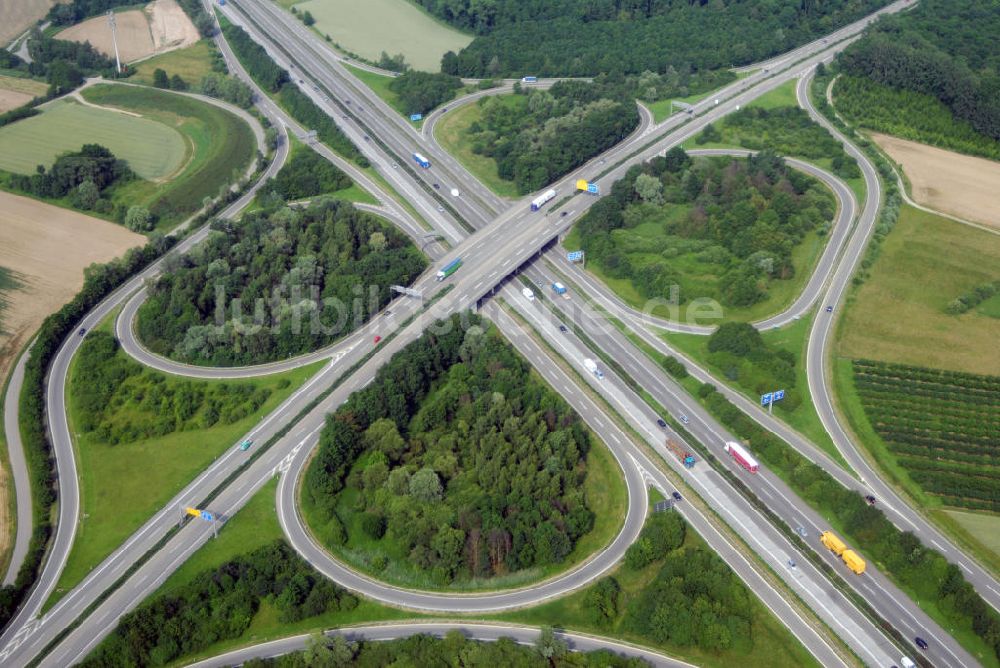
[107,11,121,74]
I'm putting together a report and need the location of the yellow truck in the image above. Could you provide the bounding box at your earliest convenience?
[821,531,866,574]
[842,549,867,575]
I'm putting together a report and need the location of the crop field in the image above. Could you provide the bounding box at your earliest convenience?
[295,0,471,72]
[56,0,199,64]
[80,83,256,226]
[0,98,186,180]
[853,359,1000,512]
[0,0,59,48]
[872,133,1000,231]
[838,206,1000,375]
[0,74,48,113]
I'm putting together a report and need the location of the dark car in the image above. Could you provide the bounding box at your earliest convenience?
[671,491,682,501]
[78,327,87,337]
[656,418,667,428]
[433,183,440,189]
[825,305,834,312]
[865,494,877,505]
[915,637,928,650]
[558,325,567,332]
[560,211,568,217]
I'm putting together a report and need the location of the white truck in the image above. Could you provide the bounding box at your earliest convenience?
[584,358,604,379]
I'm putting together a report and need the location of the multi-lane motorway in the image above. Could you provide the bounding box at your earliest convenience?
[4,0,994,666]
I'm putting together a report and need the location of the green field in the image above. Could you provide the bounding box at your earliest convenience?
[130,40,218,90]
[0,98,186,180]
[748,79,799,110]
[296,0,471,72]
[942,510,1000,561]
[47,320,325,609]
[433,95,524,198]
[838,205,1000,375]
[80,84,257,229]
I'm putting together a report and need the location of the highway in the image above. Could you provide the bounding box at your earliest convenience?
[0,0,969,666]
[185,622,695,668]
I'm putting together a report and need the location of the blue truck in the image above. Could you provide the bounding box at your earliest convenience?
[413,152,431,168]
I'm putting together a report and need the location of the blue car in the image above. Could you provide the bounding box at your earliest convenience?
[239,439,253,451]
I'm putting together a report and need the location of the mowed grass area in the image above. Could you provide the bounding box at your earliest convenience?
[0,98,187,180]
[662,313,844,466]
[130,40,218,90]
[837,205,1000,375]
[47,325,325,609]
[941,510,1000,561]
[140,478,417,667]
[748,78,799,110]
[433,95,523,198]
[304,423,628,592]
[81,84,257,229]
[493,502,819,668]
[297,0,471,72]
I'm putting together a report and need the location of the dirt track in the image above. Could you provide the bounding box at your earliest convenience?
[872,133,1000,231]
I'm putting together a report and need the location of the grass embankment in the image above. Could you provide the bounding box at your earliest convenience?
[343,64,407,117]
[130,40,218,90]
[748,79,799,110]
[80,84,257,230]
[494,500,820,668]
[433,94,523,198]
[661,314,842,465]
[47,311,324,608]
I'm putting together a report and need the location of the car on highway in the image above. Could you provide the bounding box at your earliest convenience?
[437,206,445,212]
[558,325,567,332]
[239,439,253,451]
[787,558,796,568]
[560,211,568,217]
[671,491,682,501]
[825,305,834,312]
[656,418,667,428]
[915,637,928,650]
[679,413,689,424]
[391,162,397,169]
[78,327,87,336]
[433,183,440,189]
[374,335,382,344]
[795,526,808,538]
[364,135,369,141]
[865,494,877,505]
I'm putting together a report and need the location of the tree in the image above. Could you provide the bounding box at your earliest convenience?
[153,68,170,89]
[409,467,442,502]
[634,173,663,204]
[368,231,387,252]
[124,205,153,232]
[302,10,316,26]
[73,180,99,210]
[707,321,764,356]
[170,73,187,90]
[536,626,567,659]
[46,59,83,95]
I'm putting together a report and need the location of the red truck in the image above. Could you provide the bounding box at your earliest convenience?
[724,441,759,473]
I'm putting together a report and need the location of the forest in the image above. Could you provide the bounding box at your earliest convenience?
[837,0,1000,148]
[700,106,862,181]
[262,149,353,202]
[82,542,357,667]
[387,71,463,116]
[135,198,426,366]
[2,143,132,213]
[245,631,649,667]
[575,148,835,309]
[465,79,639,193]
[304,315,599,585]
[73,331,277,445]
[422,0,894,77]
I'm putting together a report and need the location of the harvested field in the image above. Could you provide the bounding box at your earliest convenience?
[0,0,61,48]
[0,74,49,113]
[0,90,32,114]
[0,98,186,180]
[872,133,1000,231]
[55,0,198,64]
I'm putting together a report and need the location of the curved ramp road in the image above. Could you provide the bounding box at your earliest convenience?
[186,623,694,668]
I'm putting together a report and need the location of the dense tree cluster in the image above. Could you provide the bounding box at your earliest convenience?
[838,0,1000,147]
[73,331,276,445]
[704,106,861,180]
[419,0,894,77]
[699,381,1000,663]
[624,510,685,570]
[222,23,368,166]
[82,542,357,667]
[4,144,132,213]
[245,630,649,668]
[200,72,255,109]
[0,236,172,631]
[305,315,597,585]
[577,149,834,309]
[136,199,426,366]
[388,70,462,115]
[706,322,800,409]
[263,149,352,202]
[467,80,639,193]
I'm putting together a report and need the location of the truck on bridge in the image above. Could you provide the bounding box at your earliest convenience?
[413,152,431,168]
[436,257,462,281]
[530,188,556,211]
[666,437,696,468]
[724,441,759,473]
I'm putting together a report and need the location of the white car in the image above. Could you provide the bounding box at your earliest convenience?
[522,287,535,302]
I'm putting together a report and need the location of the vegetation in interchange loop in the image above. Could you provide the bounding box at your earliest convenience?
[136,198,426,366]
[304,315,603,586]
